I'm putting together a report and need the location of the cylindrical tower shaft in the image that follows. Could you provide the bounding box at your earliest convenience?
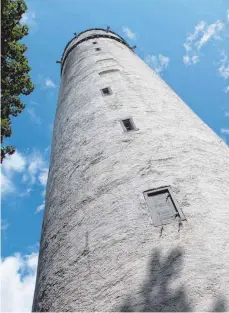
[33,28,229,312]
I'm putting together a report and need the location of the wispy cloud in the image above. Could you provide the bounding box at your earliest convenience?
[145,54,170,74]
[183,55,199,65]
[183,20,224,65]
[44,78,56,88]
[20,153,49,214]
[0,252,38,312]
[196,20,224,50]
[1,219,9,231]
[21,12,36,28]
[20,188,32,197]
[225,111,229,117]
[122,26,136,40]
[27,108,42,125]
[35,168,48,214]
[227,9,229,22]
[38,168,48,187]
[35,201,45,214]
[217,51,229,92]
[218,51,229,79]
[22,152,48,186]
[220,128,229,135]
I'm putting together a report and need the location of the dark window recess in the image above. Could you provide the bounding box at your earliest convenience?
[101,87,112,96]
[120,118,137,132]
[143,187,185,226]
[95,47,101,51]
[93,41,98,44]
[123,119,133,131]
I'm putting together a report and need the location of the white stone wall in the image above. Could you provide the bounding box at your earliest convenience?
[33,30,229,312]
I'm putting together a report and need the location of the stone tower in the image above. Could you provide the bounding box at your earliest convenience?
[32,28,229,312]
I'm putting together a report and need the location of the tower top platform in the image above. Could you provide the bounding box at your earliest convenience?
[60,28,134,74]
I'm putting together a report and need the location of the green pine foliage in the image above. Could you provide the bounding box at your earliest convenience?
[1,0,34,162]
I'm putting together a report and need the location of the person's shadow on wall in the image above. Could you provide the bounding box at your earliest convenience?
[120,248,227,312]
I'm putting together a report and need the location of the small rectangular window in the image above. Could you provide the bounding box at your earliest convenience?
[143,187,185,226]
[101,87,112,96]
[120,118,137,132]
[95,48,101,51]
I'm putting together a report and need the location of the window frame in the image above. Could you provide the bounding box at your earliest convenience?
[120,117,138,132]
[143,186,186,226]
[101,86,112,96]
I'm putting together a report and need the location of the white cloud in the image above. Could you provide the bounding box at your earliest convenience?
[1,219,9,231]
[225,111,229,117]
[227,9,229,22]
[23,152,49,212]
[21,12,36,27]
[35,201,45,214]
[183,55,199,66]
[187,21,206,42]
[0,252,38,312]
[38,168,48,186]
[0,171,14,195]
[192,55,200,64]
[44,78,56,88]
[220,128,229,135]
[21,13,29,23]
[1,150,49,202]
[2,151,26,174]
[183,20,224,65]
[218,52,229,79]
[27,108,42,125]
[1,152,26,197]
[183,42,191,52]
[122,26,136,40]
[183,55,190,65]
[36,168,48,213]
[217,51,229,92]
[145,54,170,74]
[25,152,46,185]
[196,20,224,50]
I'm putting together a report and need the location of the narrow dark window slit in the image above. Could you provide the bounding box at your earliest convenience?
[120,118,137,132]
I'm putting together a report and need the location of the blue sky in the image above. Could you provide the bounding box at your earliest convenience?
[1,0,229,311]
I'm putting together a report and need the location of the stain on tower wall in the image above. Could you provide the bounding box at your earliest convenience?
[32,29,229,312]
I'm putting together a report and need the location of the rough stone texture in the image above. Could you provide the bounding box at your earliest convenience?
[32,29,229,312]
